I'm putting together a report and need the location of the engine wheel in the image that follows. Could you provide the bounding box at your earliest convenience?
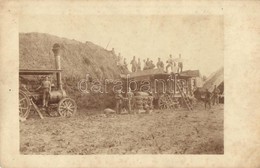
[58,98,77,117]
[19,90,31,119]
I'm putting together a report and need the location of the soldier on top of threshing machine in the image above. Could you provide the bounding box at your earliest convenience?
[19,43,77,120]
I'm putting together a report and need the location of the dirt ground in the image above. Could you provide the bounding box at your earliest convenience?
[20,103,224,154]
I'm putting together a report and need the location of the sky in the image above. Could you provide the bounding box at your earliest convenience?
[19,15,224,76]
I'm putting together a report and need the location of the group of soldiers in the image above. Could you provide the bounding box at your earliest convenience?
[165,54,183,73]
[116,53,129,71]
[116,52,184,73]
[204,85,221,109]
[114,89,154,114]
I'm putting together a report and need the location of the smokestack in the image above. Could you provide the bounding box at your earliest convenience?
[52,43,63,90]
[52,43,61,70]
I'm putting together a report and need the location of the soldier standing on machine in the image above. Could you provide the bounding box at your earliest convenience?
[36,76,52,108]
[177,54,183,73]
[130,56,138,72]
[137,58,141,72]
[166,54,174,73]
[156,57,164,70]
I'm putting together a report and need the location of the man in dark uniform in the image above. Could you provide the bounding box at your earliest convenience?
[156,58,164,70]
[149,60,155,69]
[205,89,211,109]
[115,90,124,114]
[212,85,220,105]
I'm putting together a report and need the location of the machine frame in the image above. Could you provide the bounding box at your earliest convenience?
[19,69,77,119]
[121,69,200,110]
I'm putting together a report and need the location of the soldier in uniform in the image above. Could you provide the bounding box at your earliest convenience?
[149,60,155,69]
[117,53,122,66]
[111,48,115,55]
[130,56,137,72]
[137,58,141,71]
[212,85,220,105]
[36,76,52,107]
[205,89,211,109]
[166,54,174,73]
[143,58,150,70]
[126,88,134,114]
[115,90,124,114]
[156,57,164,70]
[123,58,128,70]
[177,54,183,73]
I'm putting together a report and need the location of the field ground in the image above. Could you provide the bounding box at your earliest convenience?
[20,103,224,154]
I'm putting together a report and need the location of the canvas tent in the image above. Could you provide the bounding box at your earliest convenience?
[202,67,224,92]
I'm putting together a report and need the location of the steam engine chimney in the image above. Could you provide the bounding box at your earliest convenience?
[52,43,63,90]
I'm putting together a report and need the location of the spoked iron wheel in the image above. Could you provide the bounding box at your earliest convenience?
[158,95,168,109]
[166,95,178,109]
[58,98,77,117]
[19,90,31,119]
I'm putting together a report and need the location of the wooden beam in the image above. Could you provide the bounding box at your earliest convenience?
[30,99,44,119]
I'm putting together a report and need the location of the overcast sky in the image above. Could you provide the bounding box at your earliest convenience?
[20,15,224,76]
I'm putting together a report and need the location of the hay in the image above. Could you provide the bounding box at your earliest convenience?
[19,33,123,109]
[19,33,121,79]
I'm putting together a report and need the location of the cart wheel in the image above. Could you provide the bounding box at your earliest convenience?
[58,98,77,117]
[158,95,168,109]
[19,90,31,119]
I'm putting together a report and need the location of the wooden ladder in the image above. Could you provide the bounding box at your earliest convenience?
[176,81,193,111]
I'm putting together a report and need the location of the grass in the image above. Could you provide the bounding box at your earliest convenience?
[20,103,224,154]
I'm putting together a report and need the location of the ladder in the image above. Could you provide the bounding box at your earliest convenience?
[176,81,193,111]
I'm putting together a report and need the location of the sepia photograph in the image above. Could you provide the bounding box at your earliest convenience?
[19,15,224,154]
[1,0,260,167]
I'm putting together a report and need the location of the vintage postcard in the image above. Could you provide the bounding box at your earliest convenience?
[0,0,259,167]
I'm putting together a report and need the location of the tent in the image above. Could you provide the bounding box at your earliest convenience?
[202,67,224,92]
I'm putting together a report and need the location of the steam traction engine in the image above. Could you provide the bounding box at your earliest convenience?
[19,44,77,119]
